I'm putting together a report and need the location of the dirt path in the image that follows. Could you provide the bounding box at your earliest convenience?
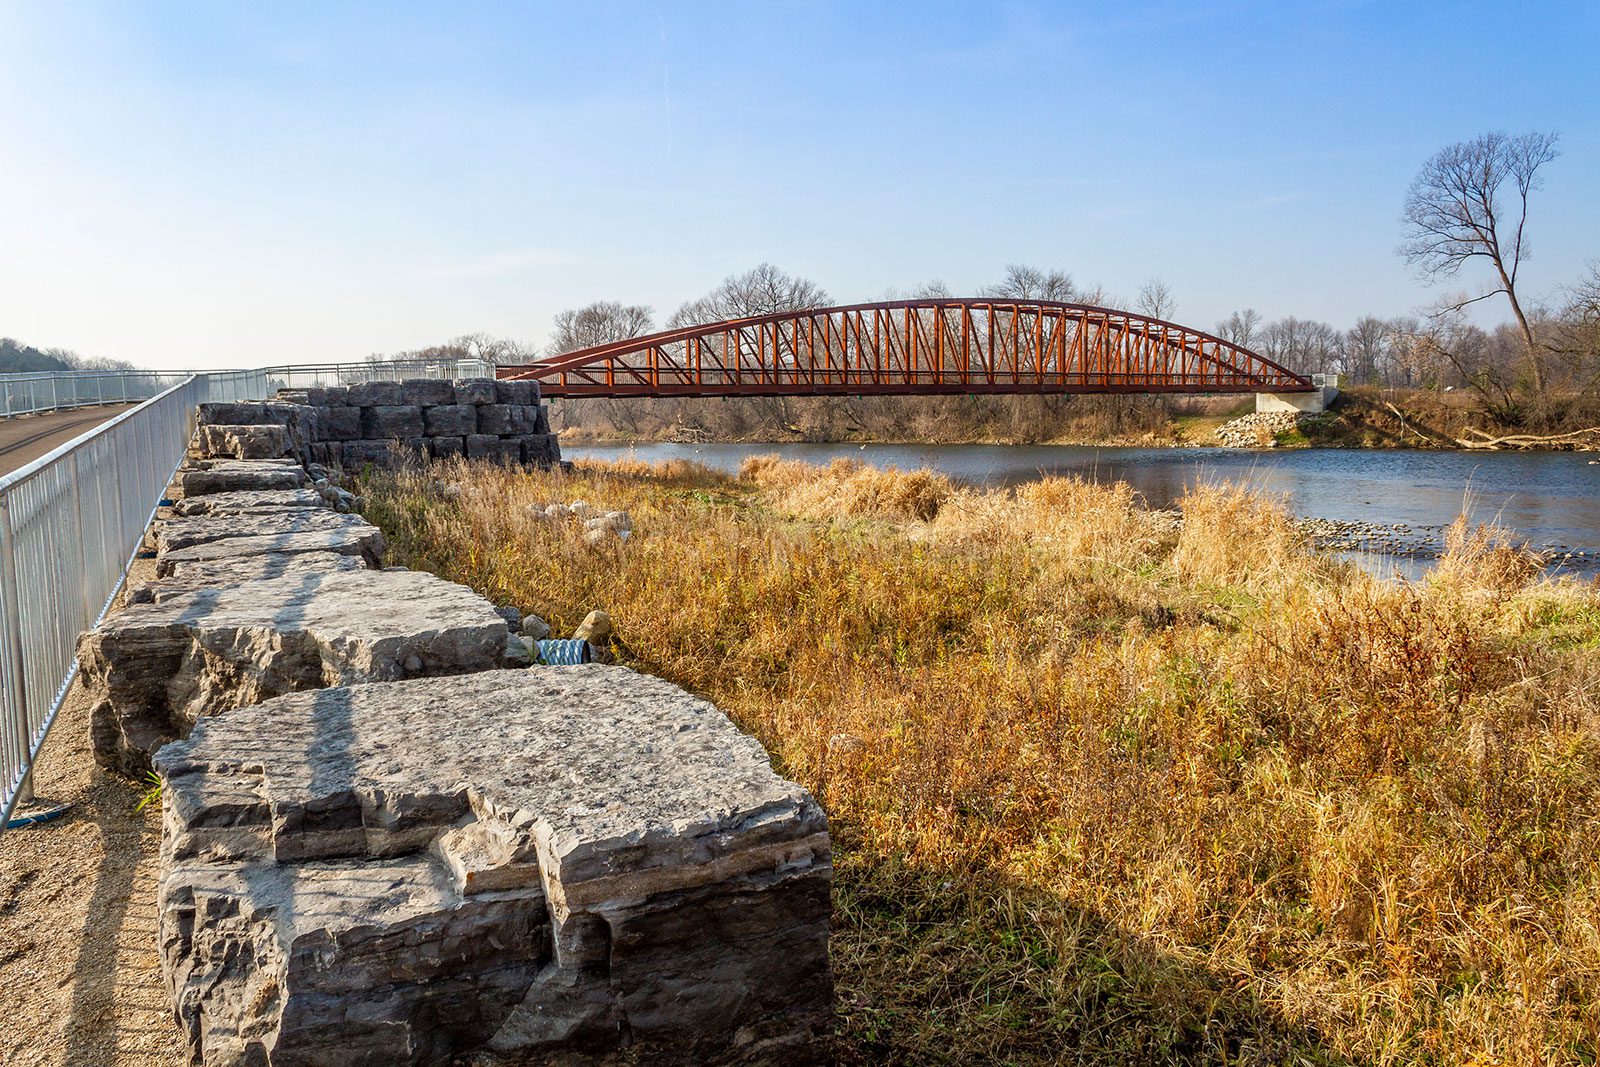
[0,565,183,1066]
[0,405,137,477]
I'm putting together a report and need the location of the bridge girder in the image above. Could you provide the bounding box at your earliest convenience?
[499,298,1313,398]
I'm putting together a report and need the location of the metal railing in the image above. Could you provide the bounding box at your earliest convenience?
[0,370,197,418]
[0,358,494,419]
[0,357,496,828]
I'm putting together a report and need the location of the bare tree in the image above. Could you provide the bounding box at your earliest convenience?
[1135,278,1175,320]
[1216,309,1262,349]
[1344,317,1392,386]
[669,263,830,327]
[548,301,654,355]
[984,264,1082,302]
[1399,130,1561,396]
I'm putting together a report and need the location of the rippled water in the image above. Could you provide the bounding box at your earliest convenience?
[565,441,1600,579]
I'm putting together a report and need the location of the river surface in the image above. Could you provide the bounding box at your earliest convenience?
[565,442,1600,579]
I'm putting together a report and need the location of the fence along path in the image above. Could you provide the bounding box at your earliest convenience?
[0,358,493,828]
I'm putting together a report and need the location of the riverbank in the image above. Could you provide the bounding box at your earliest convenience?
[553,387,1600,452]
[360,454,1600,1065]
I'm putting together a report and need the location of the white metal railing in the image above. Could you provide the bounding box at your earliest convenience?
[0,357,496,827]
[0,370,197,417]
[0,358,494,419]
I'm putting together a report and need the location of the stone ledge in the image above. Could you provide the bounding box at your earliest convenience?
[155,668,832,1066]
[81,569,509,776]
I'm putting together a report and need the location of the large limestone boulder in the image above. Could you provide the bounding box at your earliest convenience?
[152,509,376,556]
[81,570,510,776]
[174,460,310,497]
[125,552,369,605]
[155,667,833,1066]
[170,488,329,516]
[154,523,385,577]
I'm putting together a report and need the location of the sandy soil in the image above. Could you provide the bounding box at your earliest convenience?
[0,563,184,1067]
[0,404,137,477]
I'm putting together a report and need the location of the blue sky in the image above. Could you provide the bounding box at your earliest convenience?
[1,1,1595,368]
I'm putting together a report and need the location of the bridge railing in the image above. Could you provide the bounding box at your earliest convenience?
[0,358,496,419]
[0,356,497,829]
[0,370,198,418]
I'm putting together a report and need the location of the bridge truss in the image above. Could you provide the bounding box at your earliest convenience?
[500,298,1311,398]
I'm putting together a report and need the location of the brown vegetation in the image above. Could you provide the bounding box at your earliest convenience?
[360,456,1600,1065]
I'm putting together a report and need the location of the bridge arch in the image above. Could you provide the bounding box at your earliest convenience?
[500,298,1311,398]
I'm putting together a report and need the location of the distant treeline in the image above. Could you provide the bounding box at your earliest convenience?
[0,336,136,374]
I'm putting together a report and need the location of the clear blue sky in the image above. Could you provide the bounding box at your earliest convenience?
[1,1,1595,368]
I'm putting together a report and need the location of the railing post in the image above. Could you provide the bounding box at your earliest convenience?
[0,494,33,807]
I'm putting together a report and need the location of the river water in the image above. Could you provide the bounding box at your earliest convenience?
[565,442,1600,579]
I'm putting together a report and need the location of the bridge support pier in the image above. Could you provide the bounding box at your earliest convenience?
[1257,375,1338,414]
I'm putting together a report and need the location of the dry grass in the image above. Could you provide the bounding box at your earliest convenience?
[360,455,1600,1066]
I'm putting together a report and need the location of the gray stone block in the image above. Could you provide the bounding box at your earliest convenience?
[424,404,477,436]
[175,460,310,497]
[429,436,465,459]
[400,378,456,406]
[125,552,367,605]
[154,667,832,1065]
[198,402,265,426]
[464,434,499,460]
[360,405,424,440]
[520,434,561,467]
[198,424,290,461]
[477,404,542,435]
[155,522,385,579]
[347,380,403,407]
[341,440,396,467]
[494,379,539,405]
[309,442,338,466]
[533,405,550,435]
[315,405,362,441]
[82,569,508,778]
[170,488,328,517]
[323,386,350,406]
[453,378,497,406]
[153,509,377,556]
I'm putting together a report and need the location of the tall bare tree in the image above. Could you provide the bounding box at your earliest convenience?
[984,264,1084,303]
[548,301,654,355]
[669,263,829,327]
[1135,278,1175,320]
[1399,130,1561,396]
[1216,309,1262,349]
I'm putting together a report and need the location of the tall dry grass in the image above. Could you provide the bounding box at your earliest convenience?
[360,455,1600,1066]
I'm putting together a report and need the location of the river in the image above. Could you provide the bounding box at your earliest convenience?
[564,442,1600,579]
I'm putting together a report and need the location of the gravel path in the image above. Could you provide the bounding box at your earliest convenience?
[0,569,183,1066]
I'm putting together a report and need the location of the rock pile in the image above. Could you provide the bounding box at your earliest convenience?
[267,378,561,469]
[1215,410,1306,447]
[74,387,832,1064]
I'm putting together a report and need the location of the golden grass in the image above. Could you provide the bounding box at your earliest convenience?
[360,455,1600,1065]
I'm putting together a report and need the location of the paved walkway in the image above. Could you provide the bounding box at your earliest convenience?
[0,405,136,479]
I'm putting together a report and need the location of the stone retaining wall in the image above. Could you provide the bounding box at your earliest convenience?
[74,397,831,1065]
[268,377,560,469]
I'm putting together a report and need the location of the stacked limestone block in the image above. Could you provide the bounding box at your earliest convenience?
[156,668,834,1066]
[82,429,514,777]
[271,378,560,469]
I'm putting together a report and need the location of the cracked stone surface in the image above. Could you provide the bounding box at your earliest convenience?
[126,552,369,605]
[81,569,510,777]
[199,424,291,460]
[154,523,385,577]
[175,460,310,497]
[152,509,376,555]
[155,668,833,1066]
[170,489,329,516]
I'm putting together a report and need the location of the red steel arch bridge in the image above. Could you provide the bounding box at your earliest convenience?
[498,298,1312,398]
